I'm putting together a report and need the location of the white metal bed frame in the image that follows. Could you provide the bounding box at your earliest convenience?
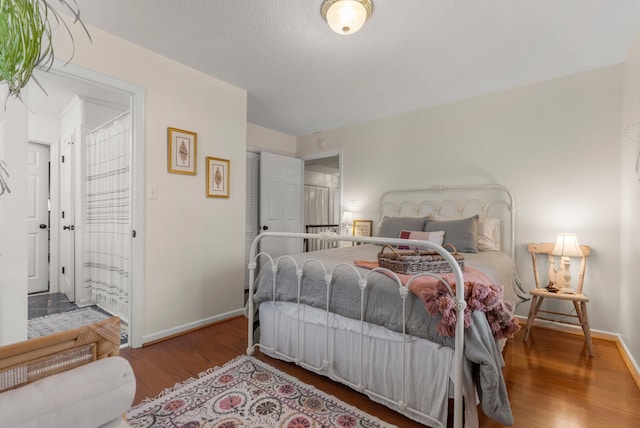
[246,184,516,428]
[378,184,516,258]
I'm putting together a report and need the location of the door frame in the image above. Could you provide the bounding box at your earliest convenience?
[47,60,145,348]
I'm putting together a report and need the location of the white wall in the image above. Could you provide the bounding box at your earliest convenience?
[29,112,60,144]
[298,65,623,337]
[247,122,297,155]
[7,24,248,341]
[0,93,29,344]
[619,34,640,370]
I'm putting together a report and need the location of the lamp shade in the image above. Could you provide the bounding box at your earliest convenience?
[551,233,583,257]
[321,0,372,35]
[341,211,353,225]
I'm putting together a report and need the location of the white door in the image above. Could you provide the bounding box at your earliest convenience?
[27,143,50,294]
[59,134,75,301]
[259,151,303,257]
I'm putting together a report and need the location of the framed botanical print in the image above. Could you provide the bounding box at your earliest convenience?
[168,127,197,175]
[353,220,373,237]
[206,156,230,198]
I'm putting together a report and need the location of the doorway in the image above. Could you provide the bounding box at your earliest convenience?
[24,64,145,347]
[244,150,342,288]
[302,151,342,250]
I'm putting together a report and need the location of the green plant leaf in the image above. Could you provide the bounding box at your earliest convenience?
[0,0,91,104]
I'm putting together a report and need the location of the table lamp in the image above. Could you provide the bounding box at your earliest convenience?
[341,211,353,235]
[550,233,583,290]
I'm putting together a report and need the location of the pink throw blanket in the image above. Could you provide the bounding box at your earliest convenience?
[354,260,520,339]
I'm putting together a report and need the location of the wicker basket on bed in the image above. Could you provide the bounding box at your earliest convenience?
[377,243,465,274]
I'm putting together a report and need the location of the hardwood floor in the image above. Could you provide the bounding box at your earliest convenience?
[120,317,640,427]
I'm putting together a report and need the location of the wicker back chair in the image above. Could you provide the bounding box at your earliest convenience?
[0,316,121,392]
[523,243,593,357]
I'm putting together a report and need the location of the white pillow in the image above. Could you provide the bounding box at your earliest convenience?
[397,230,445,250]
[429,214,501,251]
[477,217,501,251]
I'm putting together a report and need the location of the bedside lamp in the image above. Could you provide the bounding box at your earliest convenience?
[551,233,583,290]
[341,211,353,235]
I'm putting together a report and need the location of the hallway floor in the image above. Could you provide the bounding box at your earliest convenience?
[28,292,78,320]
[28,292,128,345]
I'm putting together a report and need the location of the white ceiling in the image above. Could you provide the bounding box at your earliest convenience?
[48,0,640,136]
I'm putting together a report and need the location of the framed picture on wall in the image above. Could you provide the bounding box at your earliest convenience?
[168,127,197,175]
[353,220,373,237]
[206,156,230,198]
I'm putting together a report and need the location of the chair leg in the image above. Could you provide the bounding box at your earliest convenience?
[572,301,593,357]
[579,302,593,357]
[573,300,583,322]
[524,296,542,342]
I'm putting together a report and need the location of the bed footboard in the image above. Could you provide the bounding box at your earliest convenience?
[247,233,467,428]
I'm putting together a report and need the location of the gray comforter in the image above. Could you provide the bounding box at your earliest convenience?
[251,244,514,425]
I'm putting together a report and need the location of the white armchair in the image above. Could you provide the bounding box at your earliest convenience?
[0,317,135,428]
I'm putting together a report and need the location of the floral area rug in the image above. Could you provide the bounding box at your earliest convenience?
[127,355,396,428]
[27,306,128,344]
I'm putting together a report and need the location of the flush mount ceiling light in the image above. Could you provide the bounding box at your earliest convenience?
[321,0,373,35]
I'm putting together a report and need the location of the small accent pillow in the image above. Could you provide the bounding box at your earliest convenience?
[377,216,428,239]
[397,230,445,250]
[424,214,479,253]
[477,217,501,251]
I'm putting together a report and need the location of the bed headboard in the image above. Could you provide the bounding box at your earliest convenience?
[377,184,516,257]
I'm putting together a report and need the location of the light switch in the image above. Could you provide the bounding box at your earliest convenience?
[148,184,158,199]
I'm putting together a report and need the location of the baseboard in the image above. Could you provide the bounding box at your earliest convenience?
[515,315,640,390]
[513,315,618,340]
[142,308,245,345]
[616,338,640,391]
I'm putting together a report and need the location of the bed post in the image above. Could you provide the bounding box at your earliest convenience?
[452,263,466,428]
[246,236,261,356]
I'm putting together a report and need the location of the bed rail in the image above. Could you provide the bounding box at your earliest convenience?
[247,233,466,428]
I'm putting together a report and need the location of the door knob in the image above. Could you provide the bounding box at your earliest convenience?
[63,225,75,231]
[39,224,47,229]
[262,225,269,231]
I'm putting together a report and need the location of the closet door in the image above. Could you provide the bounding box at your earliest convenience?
[245,151,259,290]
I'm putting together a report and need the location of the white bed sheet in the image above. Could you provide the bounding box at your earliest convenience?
[259,301,479,428]
[461,251,526,305]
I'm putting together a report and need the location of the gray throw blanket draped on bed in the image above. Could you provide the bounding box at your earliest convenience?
[250,245,514,425]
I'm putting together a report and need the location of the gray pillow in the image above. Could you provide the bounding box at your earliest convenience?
[424,215,479,253]
[377,216,428,239]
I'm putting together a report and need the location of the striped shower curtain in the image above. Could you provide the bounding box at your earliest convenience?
[84,113,131,318]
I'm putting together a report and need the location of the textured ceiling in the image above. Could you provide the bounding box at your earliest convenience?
[64,0,640,136]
